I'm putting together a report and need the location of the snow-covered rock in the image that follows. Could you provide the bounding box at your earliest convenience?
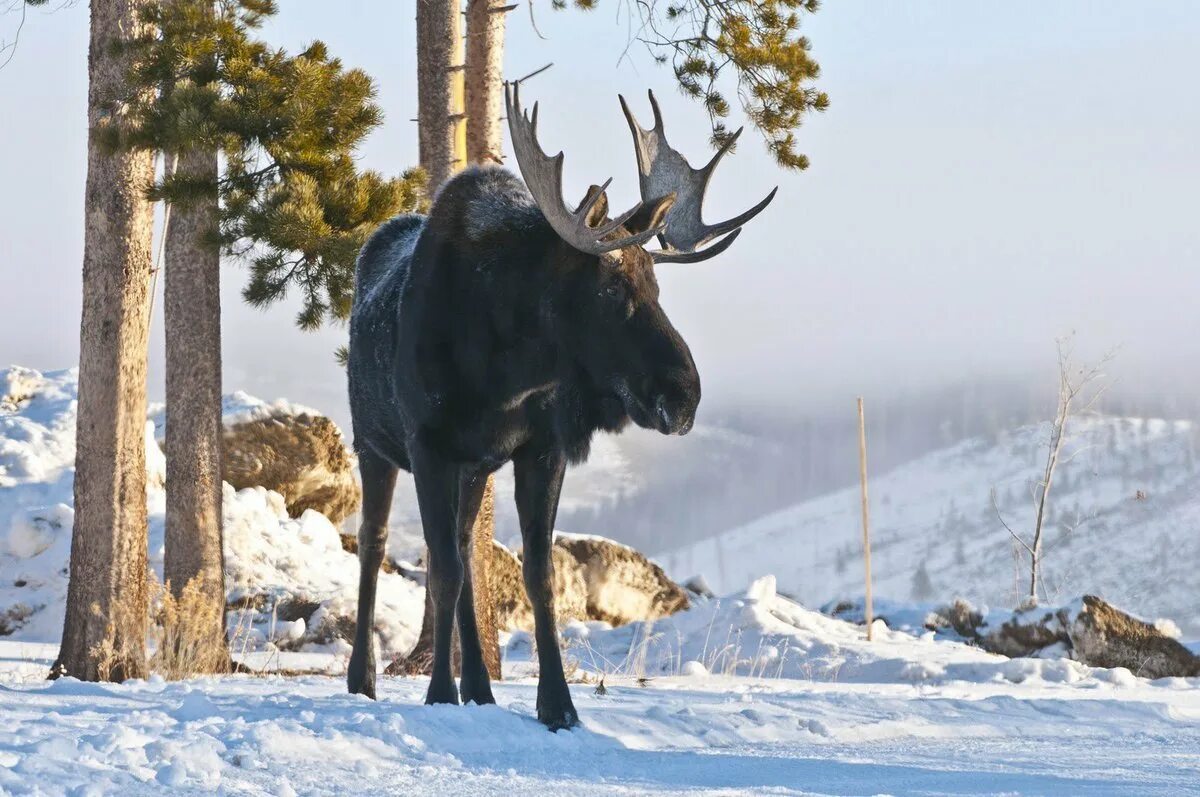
[150,391,361,525]
[489,533,690,633]
[555,532,690,627]
[829,594,1200,679]
[220,409,361,525]
[491,539,588,632]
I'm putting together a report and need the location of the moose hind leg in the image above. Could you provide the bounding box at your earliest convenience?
[411,443,463,705]
[348,448,398,699]
[514,446,578,731]
[455,469,496,705]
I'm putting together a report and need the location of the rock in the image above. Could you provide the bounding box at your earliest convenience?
[934,598,986,640]
[976,605,1071,658]
[925,599,1073,658]
[222,412,360,524]
[1067,595,1200,679]
[555,533,690,627]
[490,540,587,632]
[681,574,715,599]
[922,595,1200,679]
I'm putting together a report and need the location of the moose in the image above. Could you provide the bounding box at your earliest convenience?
[346,85,776,730]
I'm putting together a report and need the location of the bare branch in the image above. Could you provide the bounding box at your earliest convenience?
[527,0,547,39]
[511,61,553,85]
[0,0,29,72]
[992,486,1034,557]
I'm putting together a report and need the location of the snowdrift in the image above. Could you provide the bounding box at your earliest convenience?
[507,575,1167,689]
[0,366,423,655]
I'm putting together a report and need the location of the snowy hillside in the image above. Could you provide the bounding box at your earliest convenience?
[659,416,1200,636]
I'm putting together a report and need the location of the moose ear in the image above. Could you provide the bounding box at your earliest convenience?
[623,193,676,236]
[579,184,609,229]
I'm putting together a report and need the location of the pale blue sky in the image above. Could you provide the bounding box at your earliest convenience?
[2,2,1199,426]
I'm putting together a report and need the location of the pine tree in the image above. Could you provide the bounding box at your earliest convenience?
[98,0,423,675]
[416,0,462,191]
[911,559,935,602]
[145,0,229,674]
[53,0,158,683]
[113,2,426,330]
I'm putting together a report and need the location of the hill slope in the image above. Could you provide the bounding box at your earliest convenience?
[658,416,1200,635]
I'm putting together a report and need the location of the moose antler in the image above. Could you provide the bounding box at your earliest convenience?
[620,90,777,264]
[505,82,666,256]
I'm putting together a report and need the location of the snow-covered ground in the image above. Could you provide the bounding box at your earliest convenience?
[6,366,1200,794]
[4,636,1200,794]
[5,573,1200,795]
[660,416,1200,637]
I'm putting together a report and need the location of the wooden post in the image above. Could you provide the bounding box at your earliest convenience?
[857,397,874,641]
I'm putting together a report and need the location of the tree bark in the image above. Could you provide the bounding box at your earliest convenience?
[400,0,502,682]
[416,0,461,192]
[463,0,506,680]
[465,0,508,165]
[163,145,229,672]
[52,0,157,682]
[471,478,501,678]
[390,479,498,678]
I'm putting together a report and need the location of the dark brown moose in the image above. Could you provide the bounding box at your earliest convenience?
[346,86,776,729]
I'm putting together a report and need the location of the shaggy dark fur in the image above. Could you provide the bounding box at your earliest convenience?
[346,166,699,730]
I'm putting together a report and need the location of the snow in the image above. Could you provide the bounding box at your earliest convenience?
[659,416,1200,636]
[3,629,1199,795]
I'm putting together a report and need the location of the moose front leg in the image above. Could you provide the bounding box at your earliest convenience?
[410,443,463,705]
[348,448,398,699]
[513,445,578,730]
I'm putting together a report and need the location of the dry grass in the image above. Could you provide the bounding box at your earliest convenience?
[562,605,798,683]
[89,575,231,681]
[149,578,231,679]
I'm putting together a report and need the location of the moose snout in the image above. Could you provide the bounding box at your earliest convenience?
[651,371,699,436]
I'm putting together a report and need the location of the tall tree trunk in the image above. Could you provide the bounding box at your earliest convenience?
[163,145,229,673]
[52,0,157,682]
[465,0,508,165]
[470,478,501,678]
[464,0,508,682]
[397,0,502,682]
[416,0,461,192]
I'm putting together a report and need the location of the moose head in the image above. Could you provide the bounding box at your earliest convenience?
[505,84,777,437]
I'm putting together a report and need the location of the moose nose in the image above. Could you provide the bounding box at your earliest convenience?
[654,394,696,436]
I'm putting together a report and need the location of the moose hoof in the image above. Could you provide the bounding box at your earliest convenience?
[424,679,460,706]
[460,678,497,706]
[538,705,579,732]
[537,692,579,731]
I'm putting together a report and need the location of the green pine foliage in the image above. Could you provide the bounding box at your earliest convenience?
[560,0,828,169]
[106,0,426,329]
